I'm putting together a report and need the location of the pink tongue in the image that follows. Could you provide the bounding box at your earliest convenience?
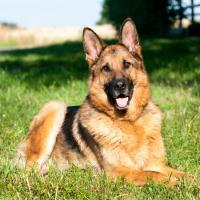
[116,97,128,108]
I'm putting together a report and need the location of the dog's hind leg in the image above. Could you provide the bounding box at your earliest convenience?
[16,101,66,174]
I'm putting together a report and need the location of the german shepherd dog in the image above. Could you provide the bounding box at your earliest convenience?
[17,18,187,186]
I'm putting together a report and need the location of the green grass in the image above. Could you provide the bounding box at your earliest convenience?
[0,37,200,199]
[0,40,18,48]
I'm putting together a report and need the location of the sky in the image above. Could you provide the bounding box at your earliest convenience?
[0,0,103,27]
[0,0,199,27]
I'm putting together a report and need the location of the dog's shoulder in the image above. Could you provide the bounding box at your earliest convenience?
[143,101,162,119]
[135,101,162,136]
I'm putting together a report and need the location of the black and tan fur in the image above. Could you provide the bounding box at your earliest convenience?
[16,18,188,186]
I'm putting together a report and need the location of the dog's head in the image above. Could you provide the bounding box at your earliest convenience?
[83,18,150,119]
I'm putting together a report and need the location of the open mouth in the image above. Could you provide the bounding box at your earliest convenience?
[115,94,129,110]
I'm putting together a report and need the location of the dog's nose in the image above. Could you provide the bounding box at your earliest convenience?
[114,79,127,92]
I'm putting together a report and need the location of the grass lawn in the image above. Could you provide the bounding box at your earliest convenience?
[0,40,18,49]
[0,37,200,199]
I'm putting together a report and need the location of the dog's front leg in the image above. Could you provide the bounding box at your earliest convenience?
[107,166,180,187]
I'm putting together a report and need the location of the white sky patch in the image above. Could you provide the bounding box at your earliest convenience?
[0,0,103,27]
[0,0,199,27]
[183,0,200,19]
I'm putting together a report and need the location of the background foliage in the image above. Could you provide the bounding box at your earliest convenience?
[99,0,169,35]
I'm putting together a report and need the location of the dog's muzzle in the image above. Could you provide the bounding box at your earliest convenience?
[105,78,133,110]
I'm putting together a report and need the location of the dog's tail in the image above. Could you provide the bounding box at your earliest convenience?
[15,101,66,173]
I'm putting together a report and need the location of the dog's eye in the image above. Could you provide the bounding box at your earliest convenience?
[123,60,131,69]
[102,64,111,72]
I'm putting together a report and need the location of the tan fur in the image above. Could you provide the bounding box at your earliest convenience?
[16,19,189,187]
[16,101,66,173]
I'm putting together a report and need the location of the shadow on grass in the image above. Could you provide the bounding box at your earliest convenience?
[0,38,200,94]
[0,41,88,88]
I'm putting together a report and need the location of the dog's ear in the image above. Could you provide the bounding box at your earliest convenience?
[83,28,104,66]
[120,18,142,57]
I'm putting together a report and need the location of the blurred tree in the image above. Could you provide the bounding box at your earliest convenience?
[168,0,186,28]
[98,0,169,36]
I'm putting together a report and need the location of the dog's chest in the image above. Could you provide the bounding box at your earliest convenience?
[93,119,150,169]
